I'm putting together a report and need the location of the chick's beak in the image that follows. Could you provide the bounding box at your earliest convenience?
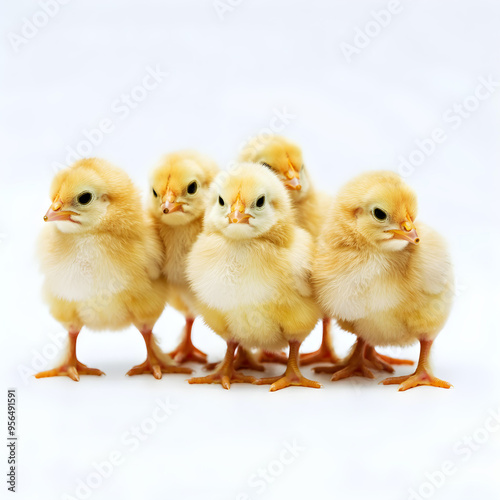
[389,220,420,245]
[161,190,184,214]
[43,199,79,223]
[228,194,252,224]
[284,159,301,190]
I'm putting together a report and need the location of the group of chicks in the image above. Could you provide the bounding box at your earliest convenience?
[36,135,454,392]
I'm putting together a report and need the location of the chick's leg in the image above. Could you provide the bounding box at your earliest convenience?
[188,341,257,390]
[299,318,340,365]
[381,339,451,391]
[204,346,265,372]
[127,330,192,379]
[35,331,104,382]
[255,340,322,392]
[258,349,288,364]
[366,345,414,369]
[168,318,207,364]
[234,347,265,371]
[314,337,375,381]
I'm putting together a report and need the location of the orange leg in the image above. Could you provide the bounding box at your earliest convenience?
[381,339,451,391]
[127,330,192,379]
[36,331,104,382]
[255,340,322,391]
[204,346,265,371]
[168,318,207,364]
[300,318,340,365]
[258,349,288,365]
[234,347,265,371]
[368,346,414,367]
[189,341,256,390]
[314,338,375,381]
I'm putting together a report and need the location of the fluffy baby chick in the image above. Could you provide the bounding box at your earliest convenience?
[36,158,191,381]
[313,171,453,391]
[238,135,336,366]
[149,151,219,364]
[186,163,322,391]
[240,134,413,370]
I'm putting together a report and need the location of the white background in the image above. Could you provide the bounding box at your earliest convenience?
[1,1,499,499]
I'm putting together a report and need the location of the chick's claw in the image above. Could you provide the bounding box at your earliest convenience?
[381,372,452,391]
[300,318,340,366]
[255,374,321,392]
[127,359,192,379]
[372,350,414,367]
[255,340,322,391]
[188,371,257,390]
[299,345,339,366]
[189,341,256,389]
[35,360,105,382]
[169,342,207,365]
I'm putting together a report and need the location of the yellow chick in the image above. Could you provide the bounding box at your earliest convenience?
[186,163,322,391]
[149,151,219,364]
[36,158,191,381]
[312,170,453,391]
[238,134,337,366]
[240,134,413,371]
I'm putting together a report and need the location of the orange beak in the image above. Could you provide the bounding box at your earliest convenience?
[43,199,79,223]
[161,189,184,214]
[284,159,301,190]
[388,219,420,245]
[228,193,252,224]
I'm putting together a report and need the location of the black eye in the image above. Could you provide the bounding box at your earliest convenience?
[152,188,158,198]
[373,208,387,221]
[77,192,92,205]
[256,195,265,208]
[187,181,198,195]
[219,196,225,207]
[262,162,272,169]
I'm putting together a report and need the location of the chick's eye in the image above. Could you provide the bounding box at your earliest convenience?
[256,195,265,208]
[373,208,387,221]
[219,196,225,207]
[77,192,92,205]
[187,181,198,195]
[152,188,158,198]
[262,162,272,170]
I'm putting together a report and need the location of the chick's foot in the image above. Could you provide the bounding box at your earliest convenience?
[366,345,414,368]
[35,331,104,382]
[381,339,451,391]
[314,338,375,381]
[204,346,265,372]
[258,349,288,365]
[300,318,340,366]
[168,318,207,364]
[234,347,265,371]
[127,330,192,379]
[189,341,256,389]
[255,340,321,391]
[36,360,104,382]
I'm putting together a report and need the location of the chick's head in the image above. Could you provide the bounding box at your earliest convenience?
[150,151,219,226]
[239,135,310,200]
[205,162,292,240]
[336,170,420,251]
[44,158,138,234]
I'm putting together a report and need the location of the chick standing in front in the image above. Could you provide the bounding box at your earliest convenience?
[186,163,322,391]
[239,135,412,370]
[36,158,191,381]
[239,134,338,365]
[313,171,453,390]
[149,151,219,364]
